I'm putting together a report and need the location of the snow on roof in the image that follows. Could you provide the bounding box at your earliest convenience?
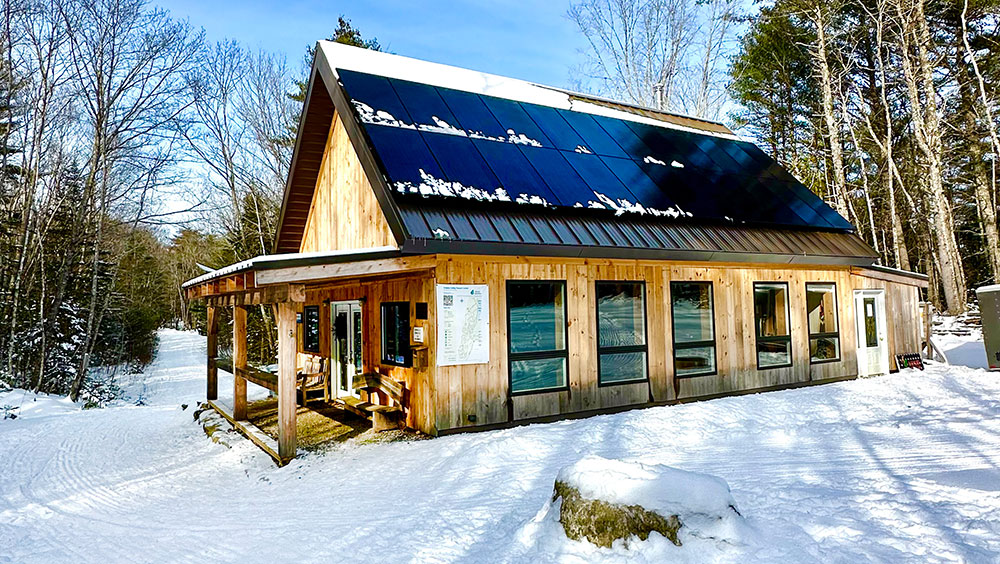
[318,41,740,141]
[182,246,400,288]
[976,284,1000,294]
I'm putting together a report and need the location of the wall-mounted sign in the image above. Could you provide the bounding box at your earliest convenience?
[436,284,489,366]
[413,326,425,344]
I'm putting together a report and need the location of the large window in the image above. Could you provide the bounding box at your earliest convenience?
[596,282,647,384]
[302,305,320,353]
[381,302,411,367]
[754,282,792,368]
[507,281,568,394]
[671,282,716,377]
[806,283,840,363]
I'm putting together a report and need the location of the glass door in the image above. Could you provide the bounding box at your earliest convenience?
[332,301,363,398]
[854,290,888,376]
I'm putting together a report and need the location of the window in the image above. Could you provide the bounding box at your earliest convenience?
[806,283,840,363]
[507,281,568,394]
[754,282,792,368]
[302,305,320,353]
[381,302,411,367]
[596,282,647,384]
[671,282,717,377]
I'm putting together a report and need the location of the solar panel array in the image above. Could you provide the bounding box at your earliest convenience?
[336,68,854,232]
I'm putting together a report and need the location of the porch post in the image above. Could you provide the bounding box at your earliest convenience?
[206,305,218,401]
[276,302,297,461]
[233,305,248,420]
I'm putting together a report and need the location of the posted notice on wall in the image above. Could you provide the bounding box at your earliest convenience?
[436,284,489,366]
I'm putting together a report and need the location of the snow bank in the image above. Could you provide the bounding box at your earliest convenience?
[934,312,989,369]
[0,389,80,420]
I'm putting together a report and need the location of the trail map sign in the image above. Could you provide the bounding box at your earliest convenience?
[436,284,489,366]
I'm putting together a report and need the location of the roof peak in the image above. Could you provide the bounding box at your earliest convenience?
[317,41,735,139]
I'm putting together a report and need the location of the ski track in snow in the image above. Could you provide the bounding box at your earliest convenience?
[1,329,1000,563]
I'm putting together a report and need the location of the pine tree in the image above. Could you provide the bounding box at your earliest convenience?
[284,16,382,146]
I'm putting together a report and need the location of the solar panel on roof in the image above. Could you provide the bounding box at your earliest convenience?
[471,139,559,204]
[337,68,855,232]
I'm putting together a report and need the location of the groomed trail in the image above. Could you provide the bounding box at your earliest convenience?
[1,329,999,563]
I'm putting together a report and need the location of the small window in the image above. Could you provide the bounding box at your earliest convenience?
[806,283,840,363]
[754,282,792,368]
[671,282,716,377]
[507,281,568,394]
[302,305,320,353]
[596,282,647,385]
[381,302,411,367]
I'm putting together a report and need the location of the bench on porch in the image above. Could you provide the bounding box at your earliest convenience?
[338,372,407,431]
[297,354,329,405]
[218,355,329,407]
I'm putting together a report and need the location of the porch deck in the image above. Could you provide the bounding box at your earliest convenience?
[246,397,369,450]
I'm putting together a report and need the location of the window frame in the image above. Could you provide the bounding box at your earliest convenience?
[806,282,841,364]
[302,305,321,353]
[595,280,649,387]
[670,281,718,378]
[380,301,412,368]
[753,281,793,370]
[506,280,570,397]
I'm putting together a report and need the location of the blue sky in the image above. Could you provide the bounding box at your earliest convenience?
[155,0,587,88]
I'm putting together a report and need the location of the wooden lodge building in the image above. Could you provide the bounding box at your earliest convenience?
[183,41,928,464]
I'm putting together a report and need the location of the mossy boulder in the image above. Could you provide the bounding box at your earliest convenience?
[554,479,682,547]
[195,406,236,447]
[552,456,746,549]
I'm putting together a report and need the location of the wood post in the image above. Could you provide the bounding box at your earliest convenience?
[206,305,218,401]
[276,302,297,461]
[233,305,248,420]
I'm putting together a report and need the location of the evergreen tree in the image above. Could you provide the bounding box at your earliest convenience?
[285,16,382,145]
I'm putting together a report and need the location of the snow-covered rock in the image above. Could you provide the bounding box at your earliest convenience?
[552,456,747,548]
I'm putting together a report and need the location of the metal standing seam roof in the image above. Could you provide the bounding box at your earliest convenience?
[395,202,877,264]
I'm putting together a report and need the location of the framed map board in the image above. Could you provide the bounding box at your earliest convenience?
[436,284,489,366]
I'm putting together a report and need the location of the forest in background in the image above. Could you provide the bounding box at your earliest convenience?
[571,0,1000,315]
[1,0,997,400]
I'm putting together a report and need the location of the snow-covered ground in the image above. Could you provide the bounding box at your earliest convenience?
[934,315,991,370]
[2,328,999,563]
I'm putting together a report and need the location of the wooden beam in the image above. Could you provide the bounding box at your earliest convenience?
[276,302,297,462]
[206,306,218,401]
[197,283,307,307]
[254,255,435,285]
[233,305,248,420]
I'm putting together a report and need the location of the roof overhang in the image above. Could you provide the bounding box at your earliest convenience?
[273,47,412,254]
[182,246,402,290]
[851,264,930,288]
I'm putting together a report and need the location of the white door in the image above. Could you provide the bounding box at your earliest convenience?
[854,290,889,376]
[332,301,363,398]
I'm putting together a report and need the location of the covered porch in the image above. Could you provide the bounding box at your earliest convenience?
[182,248,435,465]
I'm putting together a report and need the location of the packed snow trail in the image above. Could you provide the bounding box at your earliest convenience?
[1,329,1000,563]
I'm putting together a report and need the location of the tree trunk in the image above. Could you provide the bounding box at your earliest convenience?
[896,0,966,312]
[958,0,1000,282]
[811,7,850,220]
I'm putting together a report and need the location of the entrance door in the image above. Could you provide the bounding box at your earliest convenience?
[332,301,363,398]
[854,290,889,376]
